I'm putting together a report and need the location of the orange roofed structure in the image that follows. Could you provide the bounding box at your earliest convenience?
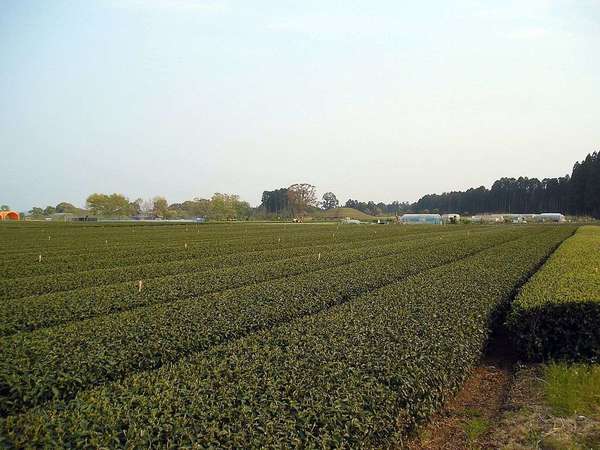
[0,211,20,220]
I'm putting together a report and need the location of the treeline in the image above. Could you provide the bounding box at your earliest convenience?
[414,152,600,217]
[259,184,322,217]
[29,193,252,221]
[22,151,599,220]
[344,199,411,216]
[259,185,410,217]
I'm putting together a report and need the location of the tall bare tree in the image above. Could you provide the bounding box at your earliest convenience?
[287,183,317,216]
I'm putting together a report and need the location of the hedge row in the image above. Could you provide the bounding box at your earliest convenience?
[0,224,427,280]
[0,223,377,260]
[0,229,482,335]
[1,221,411,252]
[0,228,460,300]
[0,227,533,416]
[0,227,574,448]
[507,225,598,361]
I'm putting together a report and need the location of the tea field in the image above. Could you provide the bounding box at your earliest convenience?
[0,222,585,447]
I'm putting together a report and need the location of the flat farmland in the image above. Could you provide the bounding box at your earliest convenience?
[0,222,577,448]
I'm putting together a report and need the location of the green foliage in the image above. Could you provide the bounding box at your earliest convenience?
[544,363,600,418]
[414,151,600,218]
[85,193,134,217]
[321,192,339,210]
[507,226,600,360]
[463,417,490,442]
[260,188,288,214]
[27,207,44,216]
[0,226,574,447]
[0,228,486,334]
[0,227,534,416]
[209,193,251,220]
[151,196,169,218]
[0,228,438,300]
[0,223,437,280]
[54,202,77,213]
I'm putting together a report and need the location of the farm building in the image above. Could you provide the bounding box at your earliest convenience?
[400,214,442,225]
[0,210,19,221]
[442,213,460,224]
[537,213,566,223]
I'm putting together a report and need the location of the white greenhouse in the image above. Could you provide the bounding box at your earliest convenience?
[400,214,442,225]
[537,213,566,223]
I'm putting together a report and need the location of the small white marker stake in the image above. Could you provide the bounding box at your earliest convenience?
[48,236,51,240]
[185,243,188,250]
[138,280,143,292]
[278,237,281,243]
[318,253,321,261]
[38,254,42,263]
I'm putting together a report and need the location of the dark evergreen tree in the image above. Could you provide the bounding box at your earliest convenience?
[412,152,599,218]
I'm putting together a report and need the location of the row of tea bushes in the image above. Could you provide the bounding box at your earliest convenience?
[507,225,598,360]
[0,229,482,334]
[0,224,425,280]
[0,228,461,300]
[0,227,575,448]
[0,223,391,260]
[0,227,532,416]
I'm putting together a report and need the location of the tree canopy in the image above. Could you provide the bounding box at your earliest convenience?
[321,192,339,210]
[86,193,135,217]
[413,152,599,217]
[287,183,317,216]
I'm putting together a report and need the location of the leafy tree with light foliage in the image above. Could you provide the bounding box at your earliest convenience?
[28,207,44,216]
[209,193,250,220]
[86,193,133,217]
[152,197,169,218]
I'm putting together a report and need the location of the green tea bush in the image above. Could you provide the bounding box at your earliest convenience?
[0,228,532,416]
[507,226,599,361]
[0,228,490,335]
[0,227,573,448]
[0,228,459,300]
[0,223,430,280]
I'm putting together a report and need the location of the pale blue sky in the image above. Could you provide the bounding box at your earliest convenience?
[1,0,599,211]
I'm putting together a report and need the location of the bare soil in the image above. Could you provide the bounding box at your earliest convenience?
[407,359,513,449]
[407,332,517,450]
[406,334,600,450]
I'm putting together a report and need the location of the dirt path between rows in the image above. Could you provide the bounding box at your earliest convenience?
[407,332,517,450]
